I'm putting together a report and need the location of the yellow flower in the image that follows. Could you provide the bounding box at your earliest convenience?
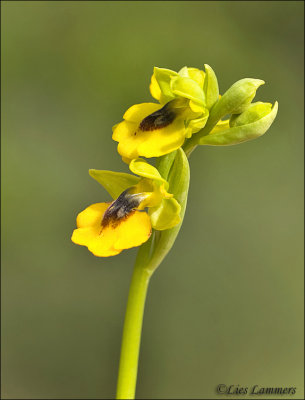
[71,158,181,257]
[113,99,208,160]
[112,66,210,160]
[71,193,152,257]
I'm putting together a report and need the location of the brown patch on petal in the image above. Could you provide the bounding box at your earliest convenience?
[139,102,176,132]
[101,189,144,229]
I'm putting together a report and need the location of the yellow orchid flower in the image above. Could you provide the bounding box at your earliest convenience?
[71,191,152,257]
[112,66,212,160]
[71,198,152,257]
[113,99,208,160]
[71,159,181,257]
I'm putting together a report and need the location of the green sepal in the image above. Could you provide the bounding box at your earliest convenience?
[149,198,181,230]
[89,169,140,199]
[199,101,278,146]
[153,67,177,103]
[203,64,219,110]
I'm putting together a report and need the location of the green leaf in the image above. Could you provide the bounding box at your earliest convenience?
[89,169,140,199]
[199,101,278,146]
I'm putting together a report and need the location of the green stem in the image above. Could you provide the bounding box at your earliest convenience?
[116,251,155,400]
[116,149,189,399]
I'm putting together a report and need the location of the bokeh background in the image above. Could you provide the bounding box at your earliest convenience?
[2,1,304,399]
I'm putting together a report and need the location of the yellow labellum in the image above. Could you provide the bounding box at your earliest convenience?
[71,203,152,257]
[113,103,186,159]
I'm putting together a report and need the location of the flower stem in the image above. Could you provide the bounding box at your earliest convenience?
[116,149,190,399]
[116,252,153,399]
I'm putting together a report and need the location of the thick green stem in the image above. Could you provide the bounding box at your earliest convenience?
[116,257,153,399]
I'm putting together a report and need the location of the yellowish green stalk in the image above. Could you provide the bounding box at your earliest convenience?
[116,252,153,399]
[116,149,190,399]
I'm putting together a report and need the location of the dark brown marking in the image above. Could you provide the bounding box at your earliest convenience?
[101,189,143,229]
[139,102,176,132]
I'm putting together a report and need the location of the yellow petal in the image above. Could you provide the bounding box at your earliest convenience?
[72,203,152,257]
[89,245,122,257]
[87,234,122,257]
[71,227,99,246]
[87,211,151,256]
[149,74,162,101]
[87,232,121,257]
[76,203,109,228]
[137,119,186,157]
[129,158,165,183]
[116,118,186,159]
[112,120,137,141]
[187,68,205,88]
[113,211,152,250]
[123,103,161,123]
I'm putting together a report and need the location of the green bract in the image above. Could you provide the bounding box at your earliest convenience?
[137,148,190,274]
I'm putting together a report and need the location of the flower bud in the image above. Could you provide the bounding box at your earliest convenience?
[199,101,278,146]
[209,78,265,124]
[229,102,272,127]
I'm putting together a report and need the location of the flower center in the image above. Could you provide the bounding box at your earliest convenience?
[101,189,145,228]
[139,102,177,132]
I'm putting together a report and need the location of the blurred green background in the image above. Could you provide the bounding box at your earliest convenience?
[2,1,304,399]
